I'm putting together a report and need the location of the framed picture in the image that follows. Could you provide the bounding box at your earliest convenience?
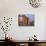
[18,14,34,26]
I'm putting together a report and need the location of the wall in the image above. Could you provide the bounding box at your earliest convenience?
[0,0,46,40]
[44,15,46,40]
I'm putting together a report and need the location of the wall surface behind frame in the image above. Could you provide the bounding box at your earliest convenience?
[0,0,46,40]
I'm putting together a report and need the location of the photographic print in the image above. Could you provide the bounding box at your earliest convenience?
[18,14,34,26]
